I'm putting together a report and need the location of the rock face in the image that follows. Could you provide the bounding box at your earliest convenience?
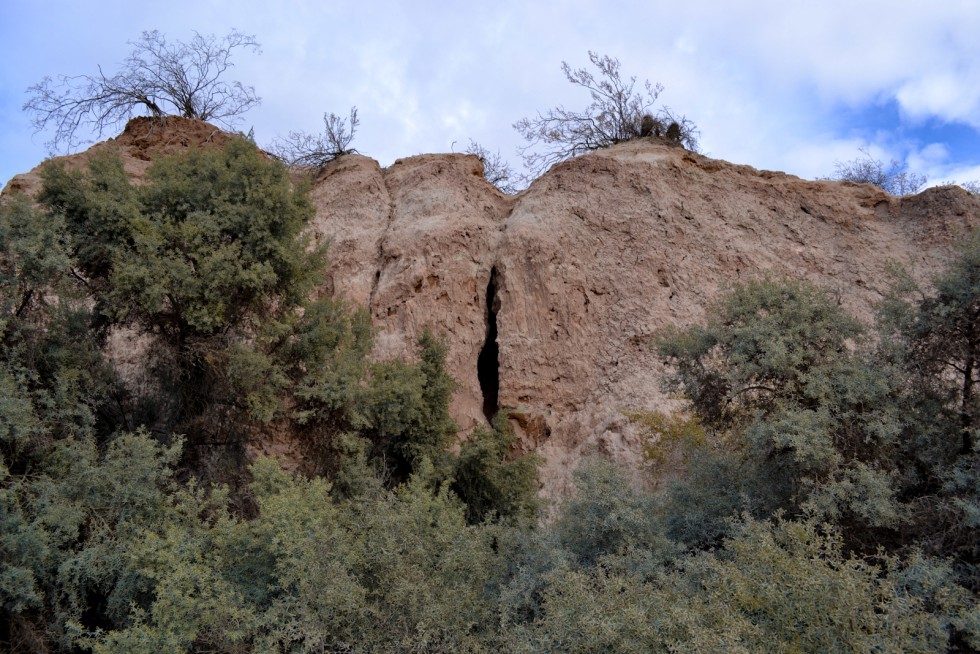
[308,141,980,500]
[7,119,980,500]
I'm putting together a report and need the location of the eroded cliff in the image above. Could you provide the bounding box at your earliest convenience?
[300,138,979,499]
[7,117,979,499]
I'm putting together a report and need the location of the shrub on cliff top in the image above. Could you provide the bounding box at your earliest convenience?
[514,51,699,179]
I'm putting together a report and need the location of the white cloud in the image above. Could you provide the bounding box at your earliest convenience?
[896,71,980,127]
[3,0,980,187]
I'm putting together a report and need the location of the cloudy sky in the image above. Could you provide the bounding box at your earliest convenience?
[3,1,980,191]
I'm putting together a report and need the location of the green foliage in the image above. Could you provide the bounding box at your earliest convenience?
[501,482,955,653]
[287,299,373,427]
[553,459,675,570]
[363,330,458,482]
[36,139,326,453]
[656,278,864,429]
[656,278,905,534]
[75,482,257,654]
[6,126,980,653]
[628,409,707,469]
[0,195,73,327]
[0,195,114,457]
[79,458,501,653]
[656,444,753,549]
[451,415,539,524]
[339,463,500,652]
[881,229,980,455]
[682,517,954,652]
[0,430,180,651]
[877,231,980,588]
[39,139,321,342]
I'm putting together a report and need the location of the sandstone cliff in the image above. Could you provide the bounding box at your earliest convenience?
[7,118,980,500]
[306,140,980,500]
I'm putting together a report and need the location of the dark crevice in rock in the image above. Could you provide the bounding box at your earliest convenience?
[478,266,500,422]
[369,169,397,311]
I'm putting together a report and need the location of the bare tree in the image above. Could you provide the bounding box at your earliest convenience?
[24,29,261,152]
[464,139,519,194]
[830,148,927,195]
[513,51,699,179]
[958,180,980,195]
[270,108,360,170]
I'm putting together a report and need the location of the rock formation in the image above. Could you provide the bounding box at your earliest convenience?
[6,118,980,500]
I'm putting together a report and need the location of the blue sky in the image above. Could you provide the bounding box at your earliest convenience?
[3,1,980,191]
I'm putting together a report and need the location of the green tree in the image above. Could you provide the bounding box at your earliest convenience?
[878,231,980,589]
[656,278,905,539]
[38,139,324,453]
[881,230,980,455]
[451,415,539,524]
[362,330,458,483]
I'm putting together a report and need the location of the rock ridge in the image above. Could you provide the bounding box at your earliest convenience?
[307,138,980,499]
[6,118,980,500]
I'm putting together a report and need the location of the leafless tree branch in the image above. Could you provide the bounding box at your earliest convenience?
[464,139,519,194]
[269,107,360,170]
[828,148,927,196]
[24,29,261,152]
[513,51,699,180]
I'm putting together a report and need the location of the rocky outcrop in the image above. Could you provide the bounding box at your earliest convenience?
[309,140,980,500]
[7,119,979,500]
[2,116,235,198]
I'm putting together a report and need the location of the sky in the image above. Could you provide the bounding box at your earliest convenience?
[3,1,980,192]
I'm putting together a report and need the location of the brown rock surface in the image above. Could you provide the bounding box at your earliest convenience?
[310,140,980,501]
[7,119,980,501]
[2,116,232,197]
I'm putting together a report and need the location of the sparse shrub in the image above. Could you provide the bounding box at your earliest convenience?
[829,147,927,195]
[958,179,980,194]
[270,106,359,170]
[464,139,519,194]
[513,51,699,179]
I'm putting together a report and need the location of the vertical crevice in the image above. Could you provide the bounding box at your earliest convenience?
[477,267,500,422]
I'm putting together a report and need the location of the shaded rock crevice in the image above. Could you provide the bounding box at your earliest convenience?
[369,168,399,311]
[478,266,501,422]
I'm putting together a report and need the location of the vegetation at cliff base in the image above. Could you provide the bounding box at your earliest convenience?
[1,137,977,652]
